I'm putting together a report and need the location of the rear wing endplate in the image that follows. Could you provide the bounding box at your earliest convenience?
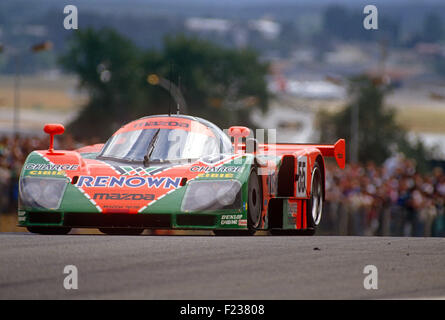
[315,139,346,169]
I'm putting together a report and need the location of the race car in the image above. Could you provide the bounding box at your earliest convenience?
[18,114,345,235]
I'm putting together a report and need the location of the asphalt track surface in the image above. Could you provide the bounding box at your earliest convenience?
[0,233,444,299]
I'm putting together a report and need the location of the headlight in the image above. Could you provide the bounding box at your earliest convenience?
[19,177,68,209]
[181,180,242,212]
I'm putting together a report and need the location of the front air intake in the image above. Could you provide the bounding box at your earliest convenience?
[28,212,62,224]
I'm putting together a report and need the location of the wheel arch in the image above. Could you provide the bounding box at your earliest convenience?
[277,154,295,197]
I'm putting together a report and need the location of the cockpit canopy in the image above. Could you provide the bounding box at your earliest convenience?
[99,115,232,163]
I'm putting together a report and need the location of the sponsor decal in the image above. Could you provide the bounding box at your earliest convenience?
[102,205,140,210]
[93,193,155,201]
[238,219,247,226]
[287,199,302,228]
[198,173,234,178]
[296,156,307,198]
[221,214,243,225]
[76,176,181,189]
[288,201,298,215]
[118,166,160,176]
[288,201,298,224]
[18,210,26,222]
[133,120,189,129]
[28,170,66,176]
[24,163,79,171]
[190,165,241,173]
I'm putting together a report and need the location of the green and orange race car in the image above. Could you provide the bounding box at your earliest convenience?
[18,114,345,235]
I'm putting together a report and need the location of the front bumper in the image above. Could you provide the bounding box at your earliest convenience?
[18,211,248,230]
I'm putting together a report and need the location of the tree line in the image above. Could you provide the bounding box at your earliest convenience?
[59,29,269,140]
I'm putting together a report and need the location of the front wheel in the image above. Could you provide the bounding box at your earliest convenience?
[247,168,262,232]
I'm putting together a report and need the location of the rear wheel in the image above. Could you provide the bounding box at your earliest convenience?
[307,163,324,233]
[98,228,144,235]
[27,226,71,235]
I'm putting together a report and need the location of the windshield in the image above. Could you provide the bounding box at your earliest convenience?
[100,128,221,162]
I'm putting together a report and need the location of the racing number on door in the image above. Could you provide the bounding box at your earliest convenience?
[296,156,307,198]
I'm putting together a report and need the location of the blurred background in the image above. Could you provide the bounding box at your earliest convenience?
[1,0,445,236]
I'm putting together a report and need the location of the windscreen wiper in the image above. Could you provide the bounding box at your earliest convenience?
[143,129,160,167]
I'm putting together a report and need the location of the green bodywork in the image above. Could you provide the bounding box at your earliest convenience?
[18,151,266,230]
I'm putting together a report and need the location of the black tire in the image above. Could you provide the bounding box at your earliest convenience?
[27,226,71,235]
[306,163,324,233]
[98,228,144,235]
[247,168,262,231]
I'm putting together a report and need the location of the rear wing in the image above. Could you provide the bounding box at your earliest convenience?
[261,139,346,169]
[314,139,346,169]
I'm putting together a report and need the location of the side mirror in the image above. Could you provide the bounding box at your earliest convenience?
[43,123,65,154]
[228,126,250,154]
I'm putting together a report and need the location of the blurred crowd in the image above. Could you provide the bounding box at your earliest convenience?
[321,155,445,237]
[1,134,445,237]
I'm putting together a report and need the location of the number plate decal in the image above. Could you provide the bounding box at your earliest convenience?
[296,156,307,198]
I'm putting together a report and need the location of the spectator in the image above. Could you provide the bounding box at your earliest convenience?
[324,154,445,237]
